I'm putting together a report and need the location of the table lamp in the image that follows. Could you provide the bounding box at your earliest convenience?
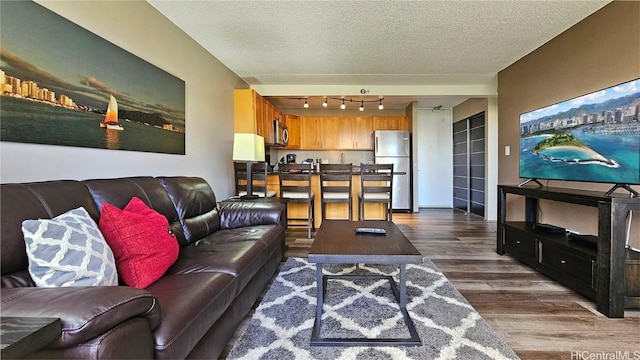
[233,133,265,200]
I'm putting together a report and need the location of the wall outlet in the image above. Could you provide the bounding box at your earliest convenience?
[505,145,511,156]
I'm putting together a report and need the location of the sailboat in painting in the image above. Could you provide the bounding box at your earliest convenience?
[100,95,124,131]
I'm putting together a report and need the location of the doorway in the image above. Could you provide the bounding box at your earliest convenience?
[416,108,453,208]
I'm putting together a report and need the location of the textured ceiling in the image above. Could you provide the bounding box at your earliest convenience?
[148,0,609,109]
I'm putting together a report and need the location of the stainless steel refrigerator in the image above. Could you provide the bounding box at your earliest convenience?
[374,130,412,211]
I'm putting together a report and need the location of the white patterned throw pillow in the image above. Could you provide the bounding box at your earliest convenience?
[22,207,118,287]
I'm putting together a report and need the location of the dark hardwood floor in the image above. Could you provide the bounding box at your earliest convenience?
[222,209,640,360]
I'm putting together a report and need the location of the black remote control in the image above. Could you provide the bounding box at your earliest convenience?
[355,227,386,235]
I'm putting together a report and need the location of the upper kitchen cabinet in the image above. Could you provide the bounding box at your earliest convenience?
[263,97,281,125]
[321,117,340,149]
[300,115,379,150]
[373,116,410,131]
[301,116,340,149]
[283,114,301,149]
[234,89,274,145]
[339,116,374,149]
[300,116,322,149]
[297,115,409,150]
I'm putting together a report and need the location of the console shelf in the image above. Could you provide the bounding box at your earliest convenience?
[497,185,640,318]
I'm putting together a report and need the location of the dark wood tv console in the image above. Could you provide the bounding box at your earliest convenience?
[497,185,640,318]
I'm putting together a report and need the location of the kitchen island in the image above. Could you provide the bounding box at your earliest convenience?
[267,172,387,228]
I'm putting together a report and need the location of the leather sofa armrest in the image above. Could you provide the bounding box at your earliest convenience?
[218,201,286,229]
[1,286,160,349]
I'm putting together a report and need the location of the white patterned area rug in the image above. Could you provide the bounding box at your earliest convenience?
[228,257,519,360]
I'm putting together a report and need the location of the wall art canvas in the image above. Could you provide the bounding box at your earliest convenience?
[0,1,186,155]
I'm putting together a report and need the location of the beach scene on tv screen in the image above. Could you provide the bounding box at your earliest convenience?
[520,79,640,184]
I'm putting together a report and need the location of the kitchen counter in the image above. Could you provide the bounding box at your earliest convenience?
[268,164,362,174]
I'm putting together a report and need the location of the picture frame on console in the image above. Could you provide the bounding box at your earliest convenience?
[0,1,186,155]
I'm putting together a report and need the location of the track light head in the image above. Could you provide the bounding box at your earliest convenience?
[322,99,328,107]
[303,99,309,108]
[378,99,384,110]
[340,99,346,110]
[359,101,364,111]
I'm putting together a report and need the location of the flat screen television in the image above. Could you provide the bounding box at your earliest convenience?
[519,78,640,196]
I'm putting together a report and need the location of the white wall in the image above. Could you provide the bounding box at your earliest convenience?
[485,97,498,221]
[416,108,453,207]
[0,1,244,199]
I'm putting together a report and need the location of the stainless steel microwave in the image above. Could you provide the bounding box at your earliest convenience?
[273,120,288,147]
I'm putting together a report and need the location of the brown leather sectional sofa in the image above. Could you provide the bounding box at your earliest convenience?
[1,176,287,359]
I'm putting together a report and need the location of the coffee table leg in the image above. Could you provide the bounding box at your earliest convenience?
[310,269,421,346]
[400,264,407,308]
[312,263,324,342]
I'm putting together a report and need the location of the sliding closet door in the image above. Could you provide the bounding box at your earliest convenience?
[452,120,468,213]
[452,112,485,217]
[469,113,485,217]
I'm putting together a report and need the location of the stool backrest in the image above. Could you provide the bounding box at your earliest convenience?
[320,164,353,198]
[234,161,269,196]
[360,163,393,198]
[278,163,313,198]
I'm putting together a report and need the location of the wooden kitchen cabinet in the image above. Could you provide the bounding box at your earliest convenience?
[352,116,374,149]
[338,117,356,149]
[262,97,279,144]
[321,117,340,149]
[339,116,374,149]
[299,115,408,150]
[373,116,410,131]
[283,114,301,149]
[301,116,340,149]
[234,89,275,145]
[301,116,322,149]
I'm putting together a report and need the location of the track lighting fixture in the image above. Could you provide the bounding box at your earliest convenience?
[289,97,384,110]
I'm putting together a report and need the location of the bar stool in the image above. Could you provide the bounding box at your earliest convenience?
[358,163,394,221]
[234,161,276,198]
[278,163,315,238]
[320,163,353,221]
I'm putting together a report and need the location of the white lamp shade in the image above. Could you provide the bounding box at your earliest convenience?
[233,133,265,161]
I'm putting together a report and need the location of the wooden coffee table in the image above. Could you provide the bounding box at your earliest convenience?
[308,220,423,346]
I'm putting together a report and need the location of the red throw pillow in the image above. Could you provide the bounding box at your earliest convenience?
[99,197,179,288]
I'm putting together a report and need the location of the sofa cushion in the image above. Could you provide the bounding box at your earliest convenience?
[158,177,221,245]
[166,225,284,295]
[218,201,287,229]
[99,197,180,288]
[168,241,266,277]
[196,224,285,249]
[22,207,118,287]
[1,180,101,278]
[145,272,237,360]
[84,177,187,246]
